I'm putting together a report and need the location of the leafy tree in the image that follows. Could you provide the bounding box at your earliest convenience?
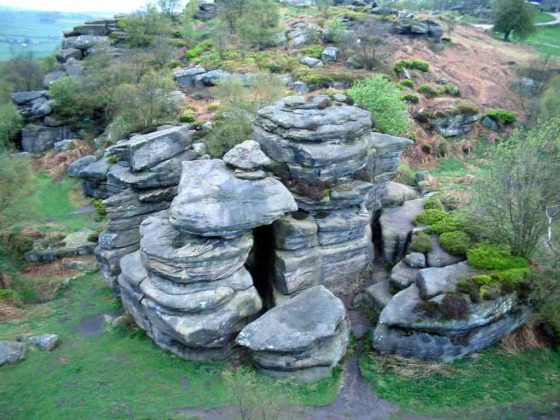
[49,76,86,118]
[121,4,172,47]
[492,0,536,41]
[157,0,184,18]
[0,53,45,92]
[208,74,285,156]
[237,0,281,49]
[216,0,249,33]
[0,103,23,151]
[347,75,410,135]
[473,118,560,258]
[181,0,200,42]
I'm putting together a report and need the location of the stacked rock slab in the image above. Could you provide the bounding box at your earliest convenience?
[94,126,198,289]
[373,261,528,362]
[253,95,413,298]
[117,157,298,360]
[236,286,349,382]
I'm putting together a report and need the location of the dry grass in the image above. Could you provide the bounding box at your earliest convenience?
[368,352,454,379]
[498,325,550,354]
[37,140,94,177]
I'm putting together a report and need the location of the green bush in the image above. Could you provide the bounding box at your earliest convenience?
[455,101,479,115]
[179,111,196,123]
[295,68,364,87]
[427,212,471,235]
[0,289,22,303]
[409,231,433,253]
[398,79,415,89]
[94,199,107,216]
[417,83,439,97]
[485,109,516,125]
[424,195,444,211]
[413,209,447,226]
[401,93,420,104]
[0,103,23,151]
[393,59,430,74]
[440,231,471,255]
[253,51,299,73]
[347,75,410,135]
[186,40,214,59]
[467,244,529,270]
[301,44,325,59]
[49,76,87,118]
[121,5,171,48]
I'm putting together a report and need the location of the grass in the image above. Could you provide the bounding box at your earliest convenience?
[360,341,560,418]
[520,24,560,56]
[1,171,92,234]
[534,12,556,24]
[0,272,340,418]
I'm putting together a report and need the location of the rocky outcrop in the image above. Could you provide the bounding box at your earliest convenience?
[87,126,199,289]
[25,230,97,263]
[372,257,527,362]
[393,18,444,42]
[236,286,349,382]
[416,100,480,138]
[116,151,297,360]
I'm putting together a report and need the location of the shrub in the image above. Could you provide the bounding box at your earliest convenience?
[186,40,214,59]
[237,0,282,48]
[393,59,430,74]
[485,109,516,125]
[467,244,529,270]
[427,212,471,235]
[409,231,433,253]
[0,289,22,304]
[94,199,107,216]
[347,75,410,135]
[301,44,325,59]
[253,51,299,73]
[0,155,35,221]
[295,68,364,87]
[0,103,23,151]
[455,101,479,115]
[179,111,196,123]
[528,267,560,337]
[121,4,171,48]
[398,79,415,89]
[424,195,444,211]
[402,93,420,104]
[49,76,86,118]
[440,231,471,255]
[413,209,447,226]
[417,83,439,97]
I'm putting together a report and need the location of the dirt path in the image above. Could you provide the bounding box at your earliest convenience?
[304,342,398,420]
[473,12,560,30]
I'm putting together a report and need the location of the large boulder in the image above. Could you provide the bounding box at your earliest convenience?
[0,341,27,366]
[416,261,478,299]
[169,159,297,238]
[21,125,77,154]
[236,286,349,382]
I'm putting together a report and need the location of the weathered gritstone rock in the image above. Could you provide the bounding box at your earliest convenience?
[0,341,27,366]
[373,262,527,361]
[25,230,97,262]
[87,127,199,289]
[117,211,264,360]
[379,197,426,263]
[169,159,297,238]
[236,286,349,382]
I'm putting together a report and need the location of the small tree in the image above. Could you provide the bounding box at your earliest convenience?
[492,0,536,41]
[121,4,172,47]
[345,19,392,71]
[347,75,410,135]
[237,0,281,49]
[0,53,44,92]
[217,0,249,33]
[0,103,23,151]
[539,75,560,121]
[473,118,560,258]
[157,0,184,18]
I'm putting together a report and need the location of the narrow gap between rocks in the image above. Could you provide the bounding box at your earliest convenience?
[247,225,275,310]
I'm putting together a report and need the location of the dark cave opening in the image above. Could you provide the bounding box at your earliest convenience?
[247,224,276,310]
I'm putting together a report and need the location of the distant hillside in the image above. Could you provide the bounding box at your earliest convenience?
[0,7,110,61]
